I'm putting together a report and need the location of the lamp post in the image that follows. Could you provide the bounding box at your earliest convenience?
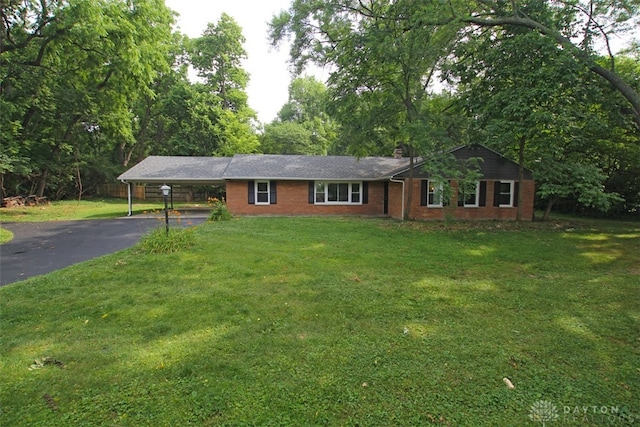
[160,184,171,235]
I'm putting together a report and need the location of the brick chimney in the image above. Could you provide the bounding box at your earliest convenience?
[393,146,403,159]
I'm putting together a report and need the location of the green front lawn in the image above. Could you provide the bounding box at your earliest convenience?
[0,217,638,425]
[0,199,173,223]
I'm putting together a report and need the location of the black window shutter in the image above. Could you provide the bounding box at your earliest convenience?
[513,182,519,207]
[248,180,255,204]
[420,180,427,206]
[493,181,500,207]
[270,181,277,204]
[383,182,389,214]
[479,181,487,207]
[362,182,369,204]
[308,181,315,204]
[457,181,464,207]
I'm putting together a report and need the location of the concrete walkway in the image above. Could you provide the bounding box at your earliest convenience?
[0,211,209,286]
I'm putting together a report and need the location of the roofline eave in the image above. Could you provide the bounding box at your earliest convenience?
[224,176,394,181]
[119,179,227,185]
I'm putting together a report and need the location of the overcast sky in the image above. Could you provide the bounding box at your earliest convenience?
[164,0,321,124]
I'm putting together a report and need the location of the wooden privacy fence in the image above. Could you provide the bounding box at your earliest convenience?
[96,183,223,202]
[97,183,145,199]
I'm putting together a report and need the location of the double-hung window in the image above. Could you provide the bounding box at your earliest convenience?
[459,181,480,207]
[350,183,361,203]
[248,180,276,205]
[497,180,514,207]
[314,181,362,204]
[255,180,270,205]
[427,180,443,207]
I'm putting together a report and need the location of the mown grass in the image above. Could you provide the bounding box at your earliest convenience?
[0,227,12,244]
[0,217,638,426]
[0,198,183,223]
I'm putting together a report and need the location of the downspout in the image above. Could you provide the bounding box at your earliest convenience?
[120,180,132,216]
[389,177,405,221]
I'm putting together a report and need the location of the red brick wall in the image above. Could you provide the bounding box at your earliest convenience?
[399,179,535,221]
[387,181,404,219]
[227,179,535,221]
[226,180,388,216]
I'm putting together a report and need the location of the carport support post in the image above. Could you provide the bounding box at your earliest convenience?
[126,182,133,216]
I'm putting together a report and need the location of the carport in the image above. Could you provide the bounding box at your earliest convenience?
[117,156,232,216]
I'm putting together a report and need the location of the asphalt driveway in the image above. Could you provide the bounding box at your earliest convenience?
[0,213,208,286]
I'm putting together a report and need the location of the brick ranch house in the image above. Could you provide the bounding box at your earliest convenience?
[117,144,535,221]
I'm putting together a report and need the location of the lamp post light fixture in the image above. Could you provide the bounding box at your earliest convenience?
[160,184,171,235]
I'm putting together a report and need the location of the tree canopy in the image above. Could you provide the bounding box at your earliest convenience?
[270,0,639,218]
[1,0,638,218]
[1,0,174,197]
[261,76,338,155]
[0,2,258,198]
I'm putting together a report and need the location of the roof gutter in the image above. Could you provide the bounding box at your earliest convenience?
[389,177,405,221]
[119,179,133,217]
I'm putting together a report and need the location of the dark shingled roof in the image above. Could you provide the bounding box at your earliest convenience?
[224,155,411,180]
[117,156,232,184]
[118,154,412,183]
[117,146,529,184]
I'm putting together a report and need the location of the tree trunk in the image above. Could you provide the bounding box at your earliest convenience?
[516,136,525,221]
[123,147,134,168]
[406,145,415,220]
[75,159,83,201]
[36,168,48,198]
[542,197,558,221]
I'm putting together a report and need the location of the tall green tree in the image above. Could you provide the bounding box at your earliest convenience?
[436,0,640,129]
[271,0,639,218]
[189,13,259,155]
[192,13,249,113]
[1,0,174,198]
[272,0,640,129]
[447,22,634,218]
[262,76,338,155]
[271,1,460,217]
[122,14,262,161]
[600,53,640,216]
[122,32,192,166]
[261,121,316,155]
[278,76,328,123]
